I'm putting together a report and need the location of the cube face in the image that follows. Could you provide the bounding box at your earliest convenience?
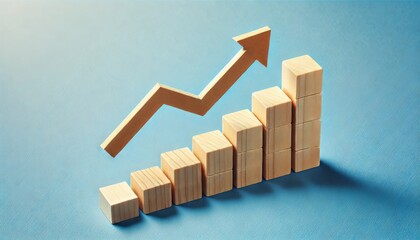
[99,182,139,224]
[203,170,233,196]
[252,86,292,128]
[192,130,233,176]
[292,147,320,172]
[222,109,263,152]
[282,55,323,100]
[161,147,202,205]
[233,148,262,188]
[292,119,321,150]
[130,167,172,214]
[264,124,291,153]
[263,149,291,180]
[293,94,322,124]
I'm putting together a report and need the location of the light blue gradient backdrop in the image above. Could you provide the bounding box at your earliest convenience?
[1,1,419,239]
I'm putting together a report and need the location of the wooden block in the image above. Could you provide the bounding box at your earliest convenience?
[130,167,172,214]
[252,86,292,128]
[282,55,322,100]
[203,170,233,196]
[292,93,322,124]
[161,147,202,205]
[222,109,263,153]
[99,182,139,224]
[292,119,321,150]
[263,149,291,180]
[233,148,262,188]
[292,147,320,172]
[264,124,291,153]
[192,130,233,176]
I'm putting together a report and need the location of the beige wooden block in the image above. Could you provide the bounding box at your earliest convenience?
[264,124,291,153]
[99,182,139,224]
[161,147,202,205]
[130,167,172,214]
[233,148,262,188]
[263,149,291,180]
[203,170,233,196]
[252,86,292,128]
[292,119,321,150]
[292,93,322,124]
[292,147,320,172]
[192,130,233,176]
[282,55,322,100]
[222,109,263,153]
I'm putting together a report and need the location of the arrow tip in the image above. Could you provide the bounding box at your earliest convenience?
[233,26,271,67]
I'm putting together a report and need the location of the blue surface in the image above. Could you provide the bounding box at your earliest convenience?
[1,1,419,239]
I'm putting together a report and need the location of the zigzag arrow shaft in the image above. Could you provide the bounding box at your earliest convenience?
[101,26,271,157]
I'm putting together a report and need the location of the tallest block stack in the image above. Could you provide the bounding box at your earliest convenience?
[281,55,322,172]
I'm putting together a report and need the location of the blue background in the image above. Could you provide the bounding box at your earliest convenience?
[1,1,419,239]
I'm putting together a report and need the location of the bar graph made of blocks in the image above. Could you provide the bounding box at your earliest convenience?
[99,27,323,224]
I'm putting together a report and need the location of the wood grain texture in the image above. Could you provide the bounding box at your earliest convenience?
[99,182,139,224]
[192,130,233,176]
[203,170,233,197]
[130,167,172,214]
[282,55,323,100]
[161,147,202,205]
[292,93,322,124]
[252,86,292,128]
[222,109,263,153]
[101,26,271,157]
[264,124,292,154]
[263,149,291,180]
[233,148,262,188]
[292,119,321,151]
[292,147,320,172]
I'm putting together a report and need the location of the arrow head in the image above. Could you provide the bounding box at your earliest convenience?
[233,26,271,67]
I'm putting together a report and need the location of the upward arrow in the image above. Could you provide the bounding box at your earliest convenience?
[101,26,271,157]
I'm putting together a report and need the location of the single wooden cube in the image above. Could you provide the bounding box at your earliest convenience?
[161,147,202,205]
[292,147,320,172]
[264,124,291,153]
[192,130,233,176]
[233,148,262,188]
[222,109,263,153]
[293,94,322,124]
[263,149,291,180]
[99,182,139,224]
[130,167,172,214]
[292,119,321,150]
[252,86,292,129]
[282,55,322,100]
[203,170,233,196]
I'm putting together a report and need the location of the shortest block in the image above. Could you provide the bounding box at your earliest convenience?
[130,167,172,214]
[292,147,320,172]
[99,182,139,224]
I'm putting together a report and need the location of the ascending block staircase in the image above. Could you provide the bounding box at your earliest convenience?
[99,55,323,224]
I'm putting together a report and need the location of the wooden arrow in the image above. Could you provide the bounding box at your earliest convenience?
[101,26,271,157]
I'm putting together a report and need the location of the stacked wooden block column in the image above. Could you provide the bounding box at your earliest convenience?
[222,109,263,188]
[192,130,233,196]
[252,86,292,180]
[161,147,202,205]
[282,55,322,172]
